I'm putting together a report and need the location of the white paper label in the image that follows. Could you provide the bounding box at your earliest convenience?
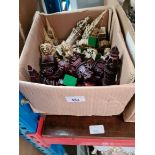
[65,96,86,103]
[89,125,105,134]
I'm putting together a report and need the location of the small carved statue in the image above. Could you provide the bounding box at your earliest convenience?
[43,28,54,45]
[66,16,91,45]
[40,55,57,80]
[93,58,105,77]
[61,41,73,58]
[82,10,107,39]
[52,60,69,79]
[55,41,73,60]
[102,46,120,85]
[45,18,59,45]
[76,62,93,80]
[69,52,84,75]
[98,27,107,40]
[27,65,40,83]
[40,43,56,56]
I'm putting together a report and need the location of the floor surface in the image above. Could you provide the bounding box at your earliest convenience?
[19,137,43,155]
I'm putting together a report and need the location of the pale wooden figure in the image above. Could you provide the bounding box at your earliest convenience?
[82,10,108,39]
[45,18,59,45]
[43,28,54,45]
[40,43,56,56]
[66,16,91,46]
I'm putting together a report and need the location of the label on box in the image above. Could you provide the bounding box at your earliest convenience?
[65,96,86,103]
[89,125,105,134]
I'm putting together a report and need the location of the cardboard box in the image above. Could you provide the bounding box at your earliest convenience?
[19,6,135,116]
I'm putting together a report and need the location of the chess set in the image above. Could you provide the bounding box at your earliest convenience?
[27,10,121,87]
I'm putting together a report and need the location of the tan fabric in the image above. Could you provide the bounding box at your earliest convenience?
[19,6,135,116]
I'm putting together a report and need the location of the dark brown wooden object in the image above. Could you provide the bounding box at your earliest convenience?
[42,115,134,138]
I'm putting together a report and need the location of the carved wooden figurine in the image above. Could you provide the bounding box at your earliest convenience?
[66,16,91,45]
[40,43,56,56]
[27,65,40,83]
[82,10,107,39]
[45,18,59,45]
[102,46,120,85]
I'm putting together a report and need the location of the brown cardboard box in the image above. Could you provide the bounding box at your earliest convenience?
[19,6,135,116]
[104,0,135,122]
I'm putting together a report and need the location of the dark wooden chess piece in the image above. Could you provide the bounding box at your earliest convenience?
[102,46,120,85]
[27,65,40,83]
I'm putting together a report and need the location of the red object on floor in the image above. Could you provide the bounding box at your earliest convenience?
[27,117,50,147]
[27,117,135,147]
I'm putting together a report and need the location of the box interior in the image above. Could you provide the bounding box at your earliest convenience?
[19,7,134,85]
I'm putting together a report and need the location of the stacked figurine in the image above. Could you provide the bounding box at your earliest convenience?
[27,12,121,87]
[27,65,40,83]
[66,16,91,46]
[82,10,107,39]
[102,46,120,85]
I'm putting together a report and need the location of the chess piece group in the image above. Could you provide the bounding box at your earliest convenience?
[27,11,121,87]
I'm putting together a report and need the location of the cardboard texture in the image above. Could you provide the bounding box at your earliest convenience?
[19,0,38,37]
[19,0,41,55]
[104,0,135,122]
[19,6,135,116]
[123,96,135,122]
[104,0,135,64]
[19,23,25,56]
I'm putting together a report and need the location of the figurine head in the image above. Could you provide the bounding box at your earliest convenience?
[105,46,119,67]
[40,43,54,56]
